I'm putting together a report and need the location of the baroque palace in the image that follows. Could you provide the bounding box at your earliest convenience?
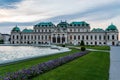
[11,21,119,45]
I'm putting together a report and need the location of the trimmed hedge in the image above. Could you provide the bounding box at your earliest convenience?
[81,47,86,51]
[2,51,89,80]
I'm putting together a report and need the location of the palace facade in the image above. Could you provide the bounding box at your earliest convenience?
[10,21,119,45]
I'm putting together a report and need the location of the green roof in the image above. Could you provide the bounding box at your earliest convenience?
[22,29,33,32]
[57,21,69,27]
[35,22,54,27]
[106,24,118,31]
[91,28,105,32]
[71,21,88,24]
[70,21,89,27]
[12,26,20,32]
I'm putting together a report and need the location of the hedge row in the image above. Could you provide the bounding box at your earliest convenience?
[2,51,89,80]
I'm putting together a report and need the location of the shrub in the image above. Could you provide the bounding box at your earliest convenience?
[80,40,85,46]
[81,46,86,51]
[62,44,65,47]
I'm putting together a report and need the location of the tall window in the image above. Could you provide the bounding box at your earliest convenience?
[78,35,80,40]
[38,35,40,40]
[82,35,84,40]
[74,35,76,40]
[112,35,114,40]
[24,35,26,40]
[91,35,93,40]
[49,35,51,40]
[34,35,36,40]
[28,36,29,40]
[31,35,33,40]
[42,35,43,40]
[45,35,47,40]
[95,35,97,40]
[108,35,109,40]
[117,35,118,40]
[86,35,88,40]
[16,35,19,39]
[12,35,14,39]
[104,36,106,40]
[70,35,72,40]
[99,35,101,40]
[45,29,47,32]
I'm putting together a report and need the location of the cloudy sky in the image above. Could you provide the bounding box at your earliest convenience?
[0,0,120,35]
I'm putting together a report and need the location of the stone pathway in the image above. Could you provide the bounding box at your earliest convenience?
[67,46,109,52]
[109,46,120,80]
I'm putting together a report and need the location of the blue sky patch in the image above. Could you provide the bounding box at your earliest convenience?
[0,0,22,9]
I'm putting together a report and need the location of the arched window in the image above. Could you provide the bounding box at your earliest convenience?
[104,36,106,40]
[16,35,19,39]
[70,35,72,40]
[42,35,43,40]
[12,35,14,39]
[38,35,40,40]
[74,35,76,40]
[95,35,97,40]
[12,41,14,44]
[82,36,84,40]
[34,35,36,40]
[45,35,47,40]
[24,35,26,40]
[49,35,51,40]
[28,35,29,40]
[117,35,118,40]
[108,35,109,40]
[112,35,114,40]
[86,35,88,40]
[99,35,101,40]
[91,35,93,40]
[78,35,80,40]
[86,42,88,45]
[45,29,47,32]
[31,35,33,40]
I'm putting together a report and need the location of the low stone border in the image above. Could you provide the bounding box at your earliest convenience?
[2,51,89,80]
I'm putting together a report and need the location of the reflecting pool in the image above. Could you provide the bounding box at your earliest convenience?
[0,46,70,64]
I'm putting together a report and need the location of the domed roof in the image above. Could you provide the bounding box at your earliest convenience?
[106,24,118,31]
[22,29,33,32]
[12,25,20,32]
[91,28,105,32]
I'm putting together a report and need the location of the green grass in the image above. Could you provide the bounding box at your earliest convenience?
[85,46,110,50]
[0,48,80,76]
[33,51,110,80]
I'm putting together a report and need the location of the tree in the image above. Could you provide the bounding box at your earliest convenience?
[80,40,85,46]
[0,39,4,44]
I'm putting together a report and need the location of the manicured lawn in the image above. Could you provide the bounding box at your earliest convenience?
[85,46,110,50]
[33,51,110,80]
[0,48,80,76]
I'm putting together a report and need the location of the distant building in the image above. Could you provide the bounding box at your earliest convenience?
[2,34,10,44]
[10,21,119,45]
[0,33,3,40]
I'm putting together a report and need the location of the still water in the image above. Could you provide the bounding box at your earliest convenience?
[0,46,69,64]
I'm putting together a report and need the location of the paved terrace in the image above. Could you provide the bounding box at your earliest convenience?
[109,46,120,80]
